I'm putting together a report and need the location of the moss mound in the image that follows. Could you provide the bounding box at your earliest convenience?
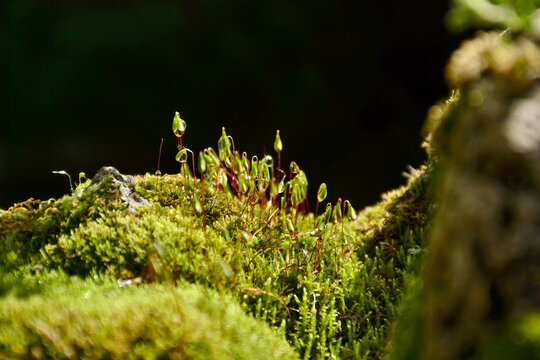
[0,272,296,360]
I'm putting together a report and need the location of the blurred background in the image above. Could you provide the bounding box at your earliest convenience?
[1,0,465,210]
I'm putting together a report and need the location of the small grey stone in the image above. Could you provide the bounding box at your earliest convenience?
[89,166,150,212]
[91,166,134,185]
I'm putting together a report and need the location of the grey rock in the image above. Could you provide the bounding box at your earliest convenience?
[89,166,150,212]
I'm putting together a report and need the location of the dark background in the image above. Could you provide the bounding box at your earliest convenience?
[1,0,464,210]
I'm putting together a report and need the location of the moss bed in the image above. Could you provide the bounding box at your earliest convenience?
[0,146,431,359]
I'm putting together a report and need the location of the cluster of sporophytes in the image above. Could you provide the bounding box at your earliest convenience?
[171,111,356,234]
[0,112,431,359]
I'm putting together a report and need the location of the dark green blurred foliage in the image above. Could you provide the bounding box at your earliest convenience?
[447,0,540,33]
[0,0,458,209]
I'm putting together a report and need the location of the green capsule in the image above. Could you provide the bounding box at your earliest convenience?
[297,171,308,192]
[291,186,302,206]
[251,156,259,178]
[277,176,286,194]
[234,155,243,173]
[291,170,308,203]
[172,111,186,136]
[78,172,87,187]
[218,127,231,160]
[52,170,74,191]
[262,164,270,182]
[258,157,271,177]
[223,154,233,169]
[258,177,268,193]
[203,149,215,167]
[290,161,300,175]
[207,148,220,165]
[317,183,327,203]
[239,173,249,194]
[316,215,325,230]
[203,149,213,166]
[280,194,287,209]
[262,155,274,166]
[198,151,207,174]
[242,152,249,171]
[181,162,193,177]
[345,200,357,221]
[274,130,283,153]
[332,198,342,224]
[269,179,278,198]
[324,203,333,223]
[218,169,228,187]
[175,148,188,163]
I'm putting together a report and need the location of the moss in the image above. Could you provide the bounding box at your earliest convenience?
[5,14,539,360]
[384,274,424,360]
[355,164,433,259]
[0,138,432,358]
[0,271,297,360]
[0,176,135,272]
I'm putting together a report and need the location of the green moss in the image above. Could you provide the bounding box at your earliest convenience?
[385,274,425,360]
[0,137,432,358]
[0,271,297,360]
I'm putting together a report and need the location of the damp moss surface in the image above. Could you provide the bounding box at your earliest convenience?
[0,148,432,359]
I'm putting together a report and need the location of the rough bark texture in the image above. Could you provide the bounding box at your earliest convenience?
[424,32,540,359]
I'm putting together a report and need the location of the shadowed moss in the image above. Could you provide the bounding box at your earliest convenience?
[389,28,540,360]
[471,312,540,360]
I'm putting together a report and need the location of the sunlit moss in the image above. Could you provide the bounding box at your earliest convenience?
[0,272,297,360]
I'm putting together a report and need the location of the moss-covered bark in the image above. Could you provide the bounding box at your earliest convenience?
[390,30,540,360]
